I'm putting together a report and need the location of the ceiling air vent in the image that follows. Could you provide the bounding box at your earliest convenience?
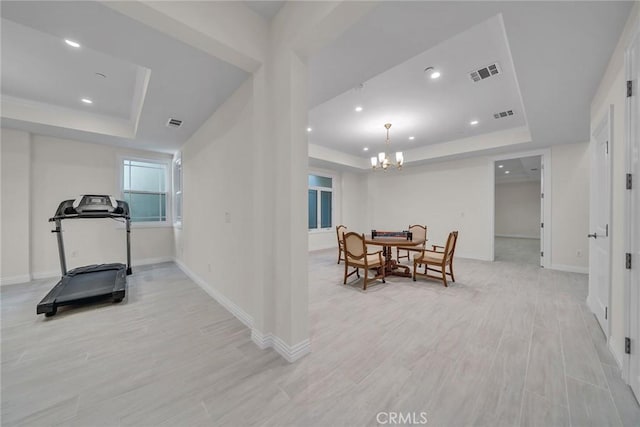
[166,118,183,128]
[493,110,514,119]
[469,62,501,82]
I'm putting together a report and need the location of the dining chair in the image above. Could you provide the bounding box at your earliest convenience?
[343,232,385,290]
[397,225,427,263]
[412,231,458,287]
[336,225,347,264]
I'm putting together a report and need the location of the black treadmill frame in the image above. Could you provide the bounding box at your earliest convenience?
[37,195,132,316]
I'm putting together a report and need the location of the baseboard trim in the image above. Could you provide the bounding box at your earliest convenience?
[32,270,60,280]
[134,256,174,267]
[174,259,254,329]
[549,264,589,274]
[456,253,493,262]
[172,259,310,363]
[28,257,174,282]
[608,336,624,370]
[0,274,32,286]
[251,329,311,363]
[495,234,540,239]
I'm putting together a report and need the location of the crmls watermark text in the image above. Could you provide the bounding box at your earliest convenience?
[376,412,428,425]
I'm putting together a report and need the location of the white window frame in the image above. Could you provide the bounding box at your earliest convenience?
[308,171,335,234]
[173,153,183,228]
[118,155,172,228]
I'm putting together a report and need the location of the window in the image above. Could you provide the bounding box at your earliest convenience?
[122,159,169,223]
[308,174,332,231]
[173,155,182,225]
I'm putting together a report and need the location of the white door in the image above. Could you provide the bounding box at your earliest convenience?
[540,157,545,267]
[626,29,640,402]
[588,108,612,335]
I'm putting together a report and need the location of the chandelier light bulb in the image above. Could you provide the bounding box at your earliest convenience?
[371,123,404,171]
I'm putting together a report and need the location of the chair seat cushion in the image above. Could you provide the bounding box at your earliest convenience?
[348,253,382,267]
[414,251,444,264]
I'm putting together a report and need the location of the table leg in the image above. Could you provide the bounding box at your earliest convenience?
[384,245,411,277]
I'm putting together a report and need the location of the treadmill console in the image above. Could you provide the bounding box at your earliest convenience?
[73,195,118,213]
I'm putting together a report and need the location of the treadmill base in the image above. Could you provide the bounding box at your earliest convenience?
[37,264,127,316]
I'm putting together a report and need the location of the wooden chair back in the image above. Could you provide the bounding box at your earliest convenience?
[408,224,427,243]
[343,232,366,260]
[336,225,347,246]
[444,231,459,262]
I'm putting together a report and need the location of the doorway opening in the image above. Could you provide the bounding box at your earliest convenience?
[493,155,544,266]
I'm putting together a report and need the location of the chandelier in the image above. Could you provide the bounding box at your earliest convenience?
[371,123,403,170]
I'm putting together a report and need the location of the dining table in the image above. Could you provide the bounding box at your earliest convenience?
[364,235,426,277]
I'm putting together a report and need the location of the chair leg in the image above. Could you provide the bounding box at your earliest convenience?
[337,247,342,264]
[412,261,417,281]
[441,265,448,287]
[450,261,455,282]
[363,267,368,290]
[343,261,348,284]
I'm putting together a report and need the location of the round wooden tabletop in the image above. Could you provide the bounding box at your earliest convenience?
[365,236,426,247]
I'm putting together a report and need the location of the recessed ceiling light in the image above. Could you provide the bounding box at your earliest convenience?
[505,170,510,174]
[470,120,479,125]
[498,164,504,168]
[424,67,440,79]
[81,98,93,104]
[408,136,415,140]
[363,147,369,151]
[355,106,363,112]
[307,127,312,132]
[65,39,80,48]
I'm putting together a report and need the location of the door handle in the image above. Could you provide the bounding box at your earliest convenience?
[588,233,598,239]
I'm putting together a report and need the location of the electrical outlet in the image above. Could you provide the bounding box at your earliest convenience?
[71,250,78,258]
[576,250,582,258]
[207,263,212,272]
[225,212,231,223]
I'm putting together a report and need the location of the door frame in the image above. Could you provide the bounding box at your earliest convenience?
[489,149,552,268]
[623,26,639,390]
[589,106,614,341]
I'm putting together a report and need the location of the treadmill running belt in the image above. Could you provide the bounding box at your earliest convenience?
[56,270,119,303]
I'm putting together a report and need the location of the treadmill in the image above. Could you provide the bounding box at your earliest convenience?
[37,195,132,317]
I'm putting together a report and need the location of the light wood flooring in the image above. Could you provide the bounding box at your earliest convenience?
[2,251,639,426]
[495,237,541,265]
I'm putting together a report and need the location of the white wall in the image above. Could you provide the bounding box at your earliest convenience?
[0,129,175,283]
[176,79,254,317]
[550,142,590,271]
[329,147,589,269]
[495,181,541,238]
[1,129,31,284]
[590,3,639,366]
[341,170,368,235]
[367,156,493,260]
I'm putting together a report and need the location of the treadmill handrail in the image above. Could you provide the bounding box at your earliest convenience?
[49,212,130,221]
[50,195,132,277]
